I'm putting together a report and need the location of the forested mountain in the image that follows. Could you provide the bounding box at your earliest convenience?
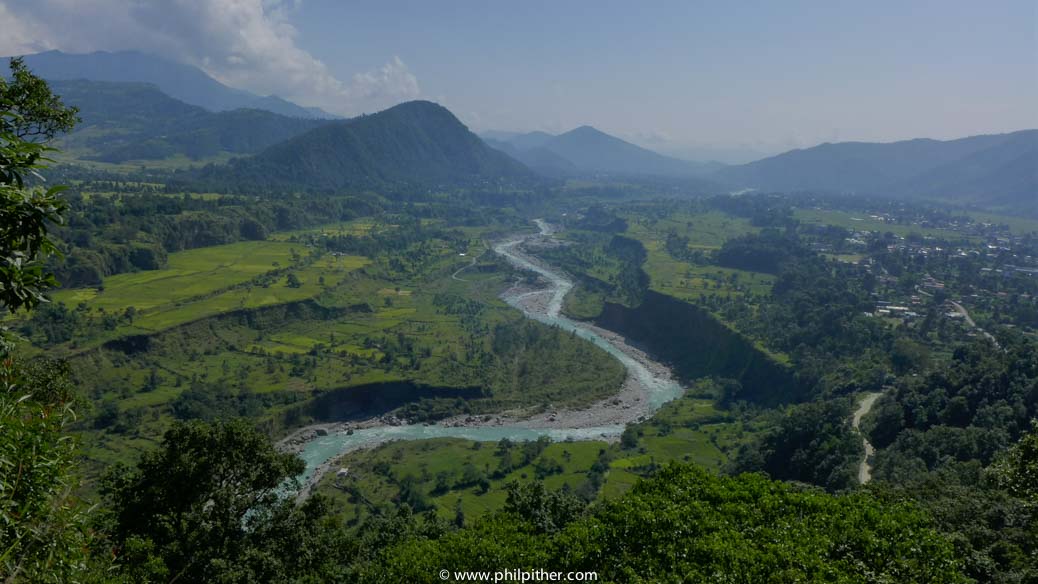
[482,137,578,177]
[13,50,334,118]
[714,130,1038,210]
[544,126,721,176]
[50,79,327,163]
[204,100,535,191]
[893,130,1038,206]
[484,126,724,178]
[505,130,556,150]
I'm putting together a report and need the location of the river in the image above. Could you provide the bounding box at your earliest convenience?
[291,220,685,492]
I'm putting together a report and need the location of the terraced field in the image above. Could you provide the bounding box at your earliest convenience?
[48,226,626,475]
[49,241,368,340]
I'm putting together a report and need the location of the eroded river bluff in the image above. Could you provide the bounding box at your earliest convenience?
[284,220,685,495]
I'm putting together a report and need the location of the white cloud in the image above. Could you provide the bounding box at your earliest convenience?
[343,57,419,106]
[0,0,420,115]
[0,3,56,55]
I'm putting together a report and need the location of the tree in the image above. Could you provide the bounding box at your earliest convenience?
[0,59,77,314]
[369,464,967,583]
[891,337,930,375]
[0,357,99,583]
[285,272,302,288]
[0,61,98,583]
[0,57,79,141]
[503,481,585,534]
[100,419,324,582]
[995,420,1038,505]
[732,399,861,490]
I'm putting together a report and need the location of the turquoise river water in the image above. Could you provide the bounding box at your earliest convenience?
[294,220,685,487]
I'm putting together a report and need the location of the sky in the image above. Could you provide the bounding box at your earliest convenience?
[1,0,1035,163]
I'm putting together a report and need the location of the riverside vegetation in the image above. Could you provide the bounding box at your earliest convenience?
[2,61,1037,582]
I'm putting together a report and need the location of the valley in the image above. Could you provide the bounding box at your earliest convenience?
[292,220,686,496]
[1,46,1036,583]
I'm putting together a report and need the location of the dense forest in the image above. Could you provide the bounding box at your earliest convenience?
[190,101,536,193]
[49,79,327,163]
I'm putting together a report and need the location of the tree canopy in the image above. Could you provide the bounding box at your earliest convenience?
[100,419,325,582]
[0,57,79,141]
[368,464,967,583]
[0,57,77,313]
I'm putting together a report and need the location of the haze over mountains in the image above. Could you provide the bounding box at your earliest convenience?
[14,50,335,119]
[49,79,327,163]
[483,127,724,178]
[482,125,1035,212]
[715,130,1037,209]
[6,49,1033,210]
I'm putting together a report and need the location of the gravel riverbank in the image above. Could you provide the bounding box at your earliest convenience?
[280,222,684,495]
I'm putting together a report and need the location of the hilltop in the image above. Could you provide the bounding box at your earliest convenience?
[203,100,535,191]
[484,126,723,179]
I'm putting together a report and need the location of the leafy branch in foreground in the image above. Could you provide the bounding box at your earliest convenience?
[0,57,98,583]
[0,118,68,313]
[0,57,79,142]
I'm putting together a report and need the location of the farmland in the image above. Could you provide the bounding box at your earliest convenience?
[313,381,754,525]
[19,219,625,471]
[45,240,368,345]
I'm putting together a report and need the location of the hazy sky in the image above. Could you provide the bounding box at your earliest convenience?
[2,0,1036,161]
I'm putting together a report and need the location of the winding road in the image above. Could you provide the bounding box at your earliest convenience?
[948,300,1000,348]
[852,392,883,484]
[450,254,479,281]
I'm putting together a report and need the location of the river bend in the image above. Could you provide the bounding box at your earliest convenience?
[293,220,685,489]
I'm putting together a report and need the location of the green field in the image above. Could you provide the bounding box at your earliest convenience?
[315,438,612,524]
[621,210,775,302]
[58,227,626,473]
[624,211,760,250]
[794,208,973,240]
[53,149,239,173]
[53,240,315,309]
[964,210,1038,235]
[313,387,754,526]
[50,241,368,338]
[269,219,388,241]
[645,248,774,301]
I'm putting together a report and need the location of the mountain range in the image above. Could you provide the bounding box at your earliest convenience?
[13,50,335,119]
[49,79,327,163]
[714,130,1037,209]
[199,101,533,191]
[32,71,525,190]
[483,127,724,178]
[9,51,1033,208]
